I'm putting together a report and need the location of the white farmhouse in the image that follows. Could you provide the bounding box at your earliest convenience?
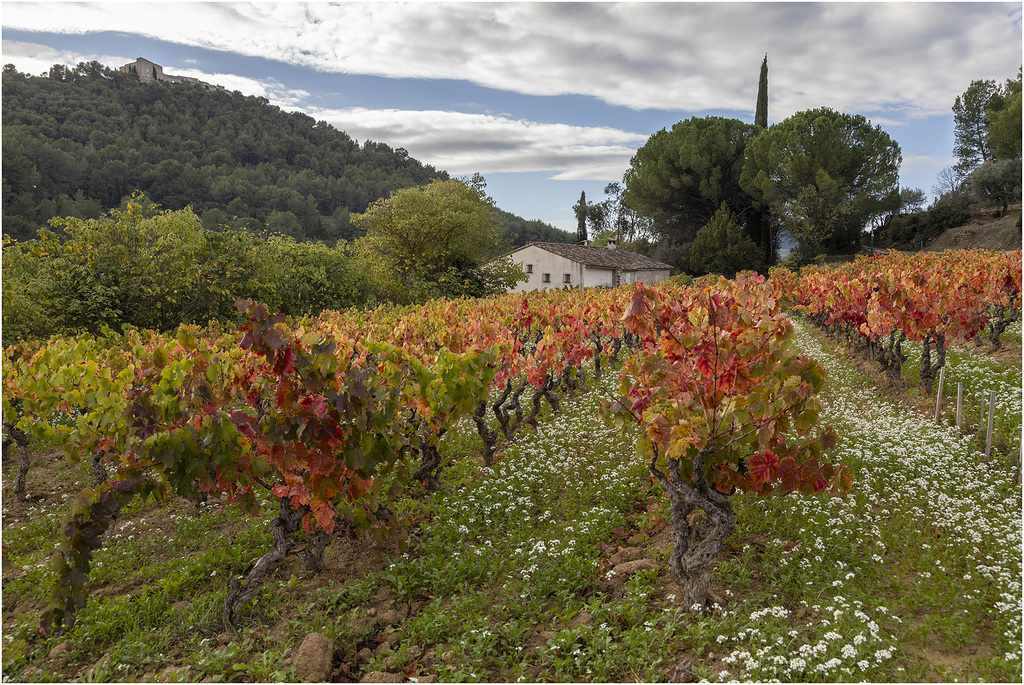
[502,240,673,293]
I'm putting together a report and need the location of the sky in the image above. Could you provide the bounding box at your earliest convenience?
[2,2,1021,232]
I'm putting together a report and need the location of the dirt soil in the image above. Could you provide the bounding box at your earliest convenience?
[1,445,405,683]
[924,204,1022,252]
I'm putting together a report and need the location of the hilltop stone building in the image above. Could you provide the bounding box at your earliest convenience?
[502,241,672,293]
[118,57,225,91]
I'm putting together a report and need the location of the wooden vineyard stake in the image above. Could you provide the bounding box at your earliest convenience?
[980,393,987,435]
[985,390,996,460]
[934,365,946,423]
[956,382,964,430]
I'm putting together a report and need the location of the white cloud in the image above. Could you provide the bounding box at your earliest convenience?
[0,39,130,79]
[308,107,647,179]
[901,153,956,175]
[865,116,906,129]
[3,3,1020,119]
[167,68,311,110]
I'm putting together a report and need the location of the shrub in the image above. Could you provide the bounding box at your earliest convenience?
[1,197,372,344]
[886,193,971,246]
[689,203,764,278]
[967,158,1023,215]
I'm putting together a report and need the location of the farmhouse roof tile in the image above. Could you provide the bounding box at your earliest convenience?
[518,242,672,271]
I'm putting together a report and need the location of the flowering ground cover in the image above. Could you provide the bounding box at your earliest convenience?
[2,319,1021,682]
[718,320,1022,682]
[896,320,1022,464]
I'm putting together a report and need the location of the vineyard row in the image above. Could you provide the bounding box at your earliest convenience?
[5,249,1018,633]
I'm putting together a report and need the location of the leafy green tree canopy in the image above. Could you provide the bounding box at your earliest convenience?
[623,116,763,244]
[1,195,369,344]
[987,67,1022,161]
[353,178,523,302]
[967,158,1023,214]
[953,79,1002,174]
[740,107,901,260]
[899,187,927,214]
[600,182,655,244]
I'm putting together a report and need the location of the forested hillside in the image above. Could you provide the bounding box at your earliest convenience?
[1,63,571,246]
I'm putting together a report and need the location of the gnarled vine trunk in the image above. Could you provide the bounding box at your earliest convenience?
[987,304,1020,351]
[224,498,331,628]
[91,449,109,485]
[3,426,31,502]
[919,332,946,395]
[472,399,499,466]
[495,381,528,440]
[875,330,908,385]
[412,440,445,492]
[525,374,559,428]
[650,447,735,610]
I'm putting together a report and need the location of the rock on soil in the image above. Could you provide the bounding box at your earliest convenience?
[568,610,593,628]
[378,607,404,627]
[609,558,658,585]
[294,633,334,682]
[359,671,405,683]
[608,546,646,566]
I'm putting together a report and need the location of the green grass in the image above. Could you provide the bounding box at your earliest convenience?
[895,329,1022,465]
[2,326,1021,682]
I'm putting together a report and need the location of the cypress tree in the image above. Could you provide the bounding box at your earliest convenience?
[575,190,588,244]
[755,54,768,128]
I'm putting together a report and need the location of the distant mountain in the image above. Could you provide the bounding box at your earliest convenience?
[1,62,565,247]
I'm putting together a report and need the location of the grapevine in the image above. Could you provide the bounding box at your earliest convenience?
[3,274,857,631]
[611,274,849,608]
[776,249,1022,392]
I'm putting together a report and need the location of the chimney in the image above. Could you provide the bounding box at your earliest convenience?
[607,238,617,250]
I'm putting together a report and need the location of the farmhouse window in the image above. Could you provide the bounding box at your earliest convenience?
[525,263,534,273]
[542,273,551,283]
[563,273,571,283]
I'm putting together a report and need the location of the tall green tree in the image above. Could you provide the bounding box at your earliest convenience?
[741,108,901,262]
[988,67,1022,161]
[755,54,769,128]
[899,187,927,213]
[574,190,589,244]
[623,116,767,262]
[953,79,1002,174]
[601,182,654,244]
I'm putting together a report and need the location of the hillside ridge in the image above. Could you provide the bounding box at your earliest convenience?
[923,203,1022,252]
[1,64,570,247]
